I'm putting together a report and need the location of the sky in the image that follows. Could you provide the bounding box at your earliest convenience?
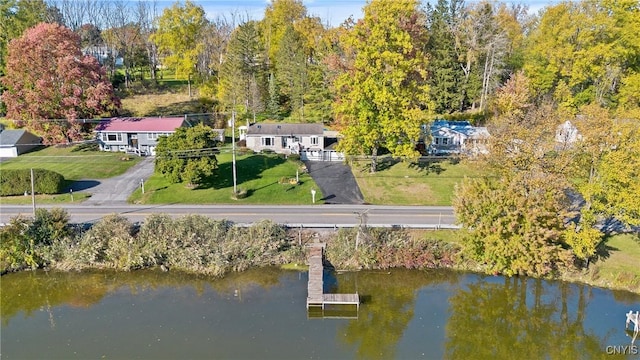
[155,0,560,27]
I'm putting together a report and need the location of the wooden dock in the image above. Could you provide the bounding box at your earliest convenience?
[306,244,360,311]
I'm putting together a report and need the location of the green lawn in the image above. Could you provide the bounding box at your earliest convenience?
[129,153,323,205]
[0,192,91,205]
[589,234,640,292]
[0,146,141,180]
[352,157,487,205]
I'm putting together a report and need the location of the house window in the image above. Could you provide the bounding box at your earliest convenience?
[262,137,275,146]
[148,133,158,140]
[442,138,449,145]
[310,136,319,146]
[102,133,122,142]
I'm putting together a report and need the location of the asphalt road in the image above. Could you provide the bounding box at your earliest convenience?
[0,204,457,228]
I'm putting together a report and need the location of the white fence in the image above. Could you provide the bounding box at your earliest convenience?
[301,150,345,162]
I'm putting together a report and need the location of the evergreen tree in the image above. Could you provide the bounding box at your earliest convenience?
[220,21,266,118]
[425,0,465,113]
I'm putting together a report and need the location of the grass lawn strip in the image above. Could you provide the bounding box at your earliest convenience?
[352,158,486,206]
[572,234,640,293]
[0,192,91,205]
[129,153,323,205]
[0,146,141,180]
[418,230,640,293]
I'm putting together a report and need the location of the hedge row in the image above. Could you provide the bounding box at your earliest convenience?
[0,168,66,196]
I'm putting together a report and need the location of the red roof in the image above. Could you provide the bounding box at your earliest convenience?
[94,117,186,132]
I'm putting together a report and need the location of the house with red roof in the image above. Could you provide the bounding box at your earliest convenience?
[94,117,187,156]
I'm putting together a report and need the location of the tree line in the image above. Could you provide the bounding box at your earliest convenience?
[2,0,638,137]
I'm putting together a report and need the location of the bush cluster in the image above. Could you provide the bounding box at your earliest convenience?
[324,227,460,271]
[1,210,306,276]
[1,209,460,276]
[0,168,65,196]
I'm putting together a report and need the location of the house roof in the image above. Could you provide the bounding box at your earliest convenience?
[94,117,186,132]
[429,120,489,139]
[247,123,324,136]
[0,129,36,146]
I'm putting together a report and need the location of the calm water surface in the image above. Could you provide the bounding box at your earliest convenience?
[1,268,639,359]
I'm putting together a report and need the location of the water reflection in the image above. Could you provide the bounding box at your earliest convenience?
[1,269,638,359]
[332,269,458,359]
[445,277,638,359]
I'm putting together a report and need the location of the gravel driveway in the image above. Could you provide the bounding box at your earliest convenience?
[304,161,364,204]
[79,157,155,205]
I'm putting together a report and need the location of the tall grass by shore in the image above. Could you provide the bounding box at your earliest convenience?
[1,209,457,277]
[2,208,638,293]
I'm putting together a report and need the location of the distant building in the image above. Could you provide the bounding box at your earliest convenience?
[82,45,122,66]
[555,120,582,148]
[94,117,188,156]
[426,120,490,156]
[0,129,41,157]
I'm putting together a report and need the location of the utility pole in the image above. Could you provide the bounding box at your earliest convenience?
[231,111,238,195]
[30,168,35,216]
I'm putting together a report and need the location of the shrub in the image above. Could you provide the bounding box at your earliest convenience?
[72,214,140,270]
[71,142,99,152]
[232,188,248,199]
[325,227,461,270]
[0,216,38,272]
[0,168,65,196]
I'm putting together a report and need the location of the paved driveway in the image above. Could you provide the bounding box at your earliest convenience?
[79,157,155,205]
[304,161,364,204]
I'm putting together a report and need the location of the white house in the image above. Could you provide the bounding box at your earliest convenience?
[245,123,324,154]
[427,120,490,156]
[245,123,344,161]
[0,129,41,157]
[555,120,582,148]
[94,117,187,156]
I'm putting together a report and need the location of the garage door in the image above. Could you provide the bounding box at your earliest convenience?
[0,147,17,157]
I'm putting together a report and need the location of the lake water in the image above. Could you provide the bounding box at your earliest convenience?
[1,268,639,359]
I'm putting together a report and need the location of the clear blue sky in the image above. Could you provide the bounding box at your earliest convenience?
[157,0,558,27]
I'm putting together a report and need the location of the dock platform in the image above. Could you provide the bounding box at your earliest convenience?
[306,244,359,310]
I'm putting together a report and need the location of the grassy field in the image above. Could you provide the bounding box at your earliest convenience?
[416,230,640,293]
[120,92,213,117]
[562,233,640,293]
[352,157,487,205]
[0,192,91,205]
[0,146,141,180]
[129,152,323,205]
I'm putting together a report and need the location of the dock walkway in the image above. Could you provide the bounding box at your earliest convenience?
[306,244,360,310]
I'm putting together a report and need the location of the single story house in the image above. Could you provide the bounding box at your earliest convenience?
[426,120,490,156]
[0,129,41,157]
[94,117,187,156]
[245,123,325,154]
[555,120,582,148]
[245,123,344,161]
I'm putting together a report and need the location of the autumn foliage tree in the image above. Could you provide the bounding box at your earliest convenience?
[2,22,119,143]
[150,0,206,98]
[334,0,430,172]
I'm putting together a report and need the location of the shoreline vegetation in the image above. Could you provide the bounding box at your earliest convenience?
[1,209,638,294]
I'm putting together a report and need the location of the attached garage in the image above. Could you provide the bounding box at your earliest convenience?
[0,129,42,157]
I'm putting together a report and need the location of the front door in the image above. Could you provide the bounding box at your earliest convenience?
[128,134,138,149]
